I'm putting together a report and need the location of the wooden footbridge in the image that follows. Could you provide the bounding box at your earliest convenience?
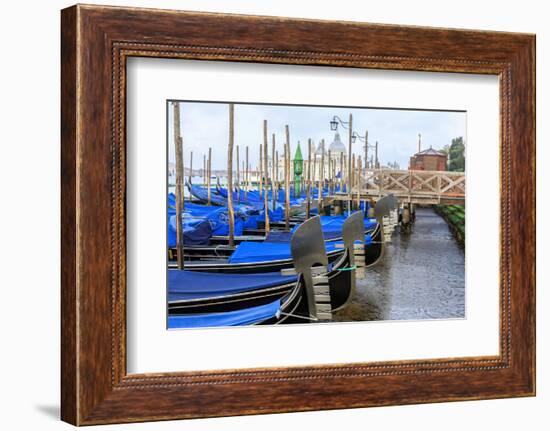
[349,169,465,205]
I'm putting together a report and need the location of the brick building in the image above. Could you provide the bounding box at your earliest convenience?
[409,146,447,171]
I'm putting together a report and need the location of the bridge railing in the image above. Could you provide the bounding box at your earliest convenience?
[353,169,466,204]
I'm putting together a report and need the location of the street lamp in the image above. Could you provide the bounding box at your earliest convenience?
[329,115,355,207]
[351,132,366,143]
[330,115,378,169]
[329,115,351,132]
[330,116,366,142]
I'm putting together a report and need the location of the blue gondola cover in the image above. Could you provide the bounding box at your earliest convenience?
[168,270,297,301]
[228,240,340,264]
[168,298,282,328]
[167,215,212,246]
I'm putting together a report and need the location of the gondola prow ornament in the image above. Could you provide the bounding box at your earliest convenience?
[290,216,329,321]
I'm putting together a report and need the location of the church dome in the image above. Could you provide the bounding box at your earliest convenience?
[329,132,346,154]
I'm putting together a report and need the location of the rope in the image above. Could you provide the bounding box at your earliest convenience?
[214,244,226,257]
[277,310,319,322]
[336,265,357,272]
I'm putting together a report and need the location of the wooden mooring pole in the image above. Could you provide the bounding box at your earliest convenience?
[356,155,361,209]
[189,151,193,185]
[207,147,212,206]
[263,120,270,233]
[306,138,312,219]
[347,113,353,214]
[202,154,206,187]
[339,152,344,193]
[236,145,240,203]
[312,151,317,184]
[275,150,279,195]
[327,149,332,196]
[227,104,235,247]
[284,125,291,231]
[245,146,249,201]
[318,139,324,214]
[272,134,277,211]
[173,101,184,269]
[364,130,368,175]
[259,144,263,196]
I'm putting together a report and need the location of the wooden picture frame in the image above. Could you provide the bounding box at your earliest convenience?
[61,4,535,425]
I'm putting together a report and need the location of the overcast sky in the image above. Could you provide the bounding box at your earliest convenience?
[167,101,465,171]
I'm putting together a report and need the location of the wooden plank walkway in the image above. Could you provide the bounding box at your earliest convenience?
[349,169,465,205]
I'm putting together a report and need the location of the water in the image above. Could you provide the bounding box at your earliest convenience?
[333,207,465,322]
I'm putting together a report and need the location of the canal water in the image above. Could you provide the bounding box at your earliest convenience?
[333,206,465,322]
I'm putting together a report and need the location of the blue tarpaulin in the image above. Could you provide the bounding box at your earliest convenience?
[320,214,377,230]
[168,270,297,301]
[258,207,284,223]
[167,215,212,247]
[264,231,293,243]
[188,184,227,206]
[228,241,294,264]
[228,240,340,264]
[201,208,243,236]
[168,298,282,328]
[218,187,307,207]
[169,193,258,217]
[288,213,377,241]
[168,196,249,240]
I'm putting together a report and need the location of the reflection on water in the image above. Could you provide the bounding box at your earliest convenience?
[334,207,465,322]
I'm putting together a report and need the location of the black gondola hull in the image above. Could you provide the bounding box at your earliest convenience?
[168,250,356,323]
[363,222,384,267]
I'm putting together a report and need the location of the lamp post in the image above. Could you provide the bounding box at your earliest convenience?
[329,116,380,211]
[329,115,352,196]
[350,130,377,169]
[329,116,378,169]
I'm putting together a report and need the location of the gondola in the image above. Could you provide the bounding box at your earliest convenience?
[171,240,345,273]
[168,271,303,326]
[168,210,384,270]
[168,296,298,328]
[168,213,367,327]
